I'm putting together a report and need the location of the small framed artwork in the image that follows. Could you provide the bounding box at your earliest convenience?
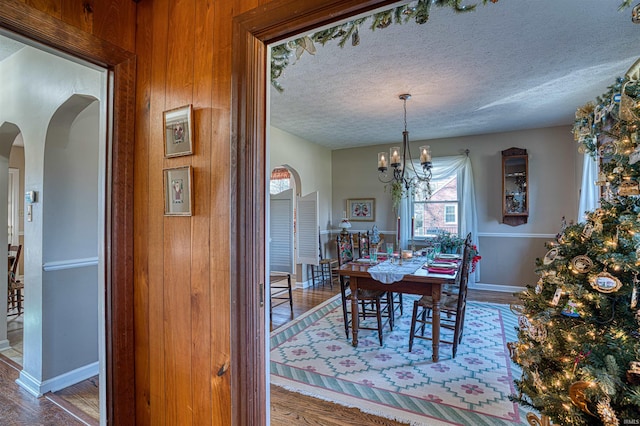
[347,198,375,221]
[164,166,193,216]
[163,104,194,158]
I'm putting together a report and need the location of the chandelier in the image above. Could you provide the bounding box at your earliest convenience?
[377,94,432,197]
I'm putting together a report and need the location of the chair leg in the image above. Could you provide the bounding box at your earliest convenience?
[375,298,383,346]
[340,279,349,339]
[409,300,419,352]
[287,274,293,315]
[384,292,393,331]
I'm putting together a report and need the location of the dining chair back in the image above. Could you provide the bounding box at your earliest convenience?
[408,233,472,358]
[356,231,370,259]
[336,234,392,345]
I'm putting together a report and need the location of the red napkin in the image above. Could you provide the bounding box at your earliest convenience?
[426,266,457,275]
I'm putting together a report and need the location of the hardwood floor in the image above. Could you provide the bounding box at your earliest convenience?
[0,278,519,425]
[269,278,520,425]
[0,313,99,425]
[0,355,89,425]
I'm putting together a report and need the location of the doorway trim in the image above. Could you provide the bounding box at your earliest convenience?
[0,1,135,423]
[231,0,395,423]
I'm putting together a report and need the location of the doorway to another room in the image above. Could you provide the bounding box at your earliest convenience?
[0,32,107,425]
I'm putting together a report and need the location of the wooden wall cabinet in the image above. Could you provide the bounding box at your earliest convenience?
[502,147,528,226]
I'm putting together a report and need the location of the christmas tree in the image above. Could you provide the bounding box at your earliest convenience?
[510,59,640,425]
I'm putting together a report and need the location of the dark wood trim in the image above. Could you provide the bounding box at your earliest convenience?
[0,1,136,424]
[230,0,396,424]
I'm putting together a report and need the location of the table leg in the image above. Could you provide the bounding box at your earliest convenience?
[350,276,359,347]
[431,286,442,362]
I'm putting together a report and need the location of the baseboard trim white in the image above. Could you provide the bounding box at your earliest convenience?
[471,282,526,293]
[17,361,99,396]
[0,338,10,352]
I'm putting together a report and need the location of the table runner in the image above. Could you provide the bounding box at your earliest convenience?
[367,258,425,284]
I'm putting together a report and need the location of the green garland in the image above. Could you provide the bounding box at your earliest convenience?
[271,0,637,92]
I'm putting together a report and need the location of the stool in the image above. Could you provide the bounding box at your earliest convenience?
[270,273,293,319]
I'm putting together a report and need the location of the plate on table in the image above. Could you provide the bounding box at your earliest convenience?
[436,253,461,260]
[430,261,458,268]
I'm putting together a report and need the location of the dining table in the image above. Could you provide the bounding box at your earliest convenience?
[338,256,459,362]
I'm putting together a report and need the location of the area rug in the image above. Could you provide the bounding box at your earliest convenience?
[270,294,528,425]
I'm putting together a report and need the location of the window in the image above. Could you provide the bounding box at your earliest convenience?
[413,175,459,237]
[444,204,457,225]
[270,167,291,195]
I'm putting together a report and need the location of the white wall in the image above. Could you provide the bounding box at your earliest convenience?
[42,100,99,378]
[0,45,105,396]
[332,125,579,289]
[269,126,333,283]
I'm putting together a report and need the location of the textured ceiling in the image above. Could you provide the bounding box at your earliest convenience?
[269,0,640,150]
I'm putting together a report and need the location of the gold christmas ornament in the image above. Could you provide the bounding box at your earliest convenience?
[617,178,640,196]
[543,248,561,265]
[569,381,594,416]
[528,323,548,342]
[530,369,543,391]
[589,271,623,293]
[570,255,594,274]
[627,361,640,385]
[526,412,552,426]
[596,396,619,426]
[582,222,595,238]
[576,102,596,119]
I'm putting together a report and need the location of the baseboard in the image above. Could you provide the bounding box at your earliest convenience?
[17,361,99,397]
[298,279,312,289]
[0,338,10,352]
[471,282,526,294]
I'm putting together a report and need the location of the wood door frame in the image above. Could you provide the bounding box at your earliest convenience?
[231,0,395,423]
[0,1,135,424]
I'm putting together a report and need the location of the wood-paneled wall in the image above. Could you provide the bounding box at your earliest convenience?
[133,0,260,424]
[19,0,136,52]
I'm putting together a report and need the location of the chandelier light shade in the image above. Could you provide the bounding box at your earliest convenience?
[377,94,433,198]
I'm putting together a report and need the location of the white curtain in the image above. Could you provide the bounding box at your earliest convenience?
[400,154,479,283]
[578,153,599,223]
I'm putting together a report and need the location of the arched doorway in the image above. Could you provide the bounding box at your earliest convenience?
[0,5,135,423]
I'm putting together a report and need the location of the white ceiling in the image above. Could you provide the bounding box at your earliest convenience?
[2,2,637,152]
[269,0,640,150]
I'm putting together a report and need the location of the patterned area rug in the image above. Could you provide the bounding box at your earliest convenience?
[270,294,529,425]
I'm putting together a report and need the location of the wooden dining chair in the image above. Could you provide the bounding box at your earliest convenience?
[356,231,370,259]
[269,272,293,320]
[408,233,472,358]
[310,233,338,288]
[337,234,392,345]
[7,244,23,316]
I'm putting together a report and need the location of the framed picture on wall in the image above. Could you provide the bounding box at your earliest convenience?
[164,165,193,216]
[347,198,375,221]
[163,104,194,157]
